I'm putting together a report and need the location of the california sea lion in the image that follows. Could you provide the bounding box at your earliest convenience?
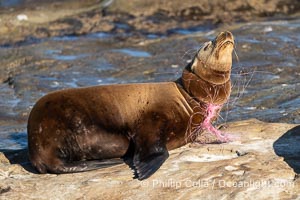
[27,31,234,180]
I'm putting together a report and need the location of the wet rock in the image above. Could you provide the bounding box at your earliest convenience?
[0,0,299,45]
[108,0,300,23]
[0,0,106,45]
[0,119,299,199]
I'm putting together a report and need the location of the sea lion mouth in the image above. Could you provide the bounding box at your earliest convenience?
[218,40,234,49]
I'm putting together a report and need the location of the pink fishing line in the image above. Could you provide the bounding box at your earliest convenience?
[201,103,231,142]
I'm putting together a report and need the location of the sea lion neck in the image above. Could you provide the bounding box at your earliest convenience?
[177,64,231,106]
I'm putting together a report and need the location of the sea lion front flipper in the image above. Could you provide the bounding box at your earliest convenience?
[133,141,169,180]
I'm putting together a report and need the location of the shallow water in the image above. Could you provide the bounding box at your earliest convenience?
[0,18,299,150]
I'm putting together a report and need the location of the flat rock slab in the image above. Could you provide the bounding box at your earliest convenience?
[0,119,299,199]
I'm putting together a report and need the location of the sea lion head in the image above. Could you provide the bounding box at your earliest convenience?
[191,31,234,84]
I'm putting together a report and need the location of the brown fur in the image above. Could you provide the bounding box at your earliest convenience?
[27,31,234,180]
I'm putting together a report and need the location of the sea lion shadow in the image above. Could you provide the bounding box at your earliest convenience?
[0,148,38,173]
[0,147,140,177]
[273,125,300,173]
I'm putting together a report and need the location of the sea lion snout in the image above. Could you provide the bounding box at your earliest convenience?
[214,31,234,69]
[191,31,234,84]
[215,31,234,46]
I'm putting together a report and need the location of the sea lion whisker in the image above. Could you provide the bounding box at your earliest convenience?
[181,48,198,61]
[233,48,240,63]
[153,72,180,75]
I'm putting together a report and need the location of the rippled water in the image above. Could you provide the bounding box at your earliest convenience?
[0,19,299,150]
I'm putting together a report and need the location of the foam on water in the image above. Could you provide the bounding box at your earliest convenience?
[111,49,152,57]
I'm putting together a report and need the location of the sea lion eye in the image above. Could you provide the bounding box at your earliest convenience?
[203,43,210,51]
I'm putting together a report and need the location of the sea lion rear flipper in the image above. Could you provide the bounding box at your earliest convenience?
[133,143,169,180]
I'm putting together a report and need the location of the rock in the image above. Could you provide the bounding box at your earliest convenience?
[0,119,299,199]
[0,0,299,45]
[107,0,300,22]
